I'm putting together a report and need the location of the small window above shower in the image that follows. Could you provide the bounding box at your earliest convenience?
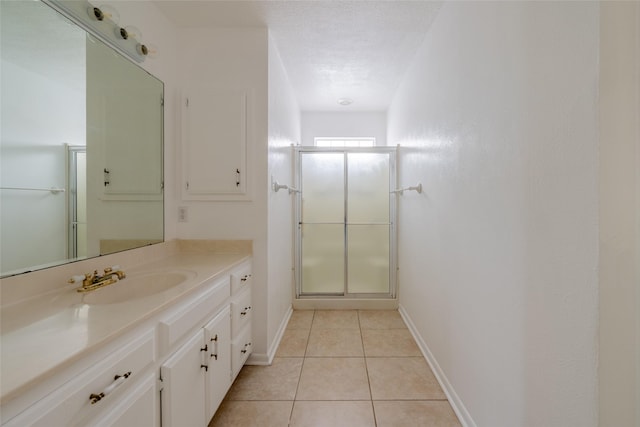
[314,137,376,148]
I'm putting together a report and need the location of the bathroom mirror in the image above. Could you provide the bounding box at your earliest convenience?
[0,1,164,278]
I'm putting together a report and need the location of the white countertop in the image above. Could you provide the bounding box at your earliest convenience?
[0,250,249,405]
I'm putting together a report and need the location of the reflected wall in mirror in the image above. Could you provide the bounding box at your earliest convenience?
[0,1,164,278]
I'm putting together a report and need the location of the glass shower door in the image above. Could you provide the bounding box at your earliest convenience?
[298,149,395,297]
[300,152,345,294]
[346,152,391,294]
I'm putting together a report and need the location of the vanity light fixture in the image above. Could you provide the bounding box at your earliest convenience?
[45,0,156,63]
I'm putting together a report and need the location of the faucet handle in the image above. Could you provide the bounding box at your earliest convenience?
[68,275,85,284]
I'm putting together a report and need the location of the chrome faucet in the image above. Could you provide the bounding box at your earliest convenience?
[70,266,126,293]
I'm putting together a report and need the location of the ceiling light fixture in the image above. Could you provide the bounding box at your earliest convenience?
[337,98,353,106]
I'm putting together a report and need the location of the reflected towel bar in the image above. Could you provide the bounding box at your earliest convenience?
[391,183,422,195]
[0,186,65,194]
[272,181,299,195]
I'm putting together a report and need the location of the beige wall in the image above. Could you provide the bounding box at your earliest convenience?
[598,2,640,426]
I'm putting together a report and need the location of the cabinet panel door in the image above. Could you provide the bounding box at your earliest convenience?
[203,306,231,420]
[160,330,206,427]
[182,90,248,200]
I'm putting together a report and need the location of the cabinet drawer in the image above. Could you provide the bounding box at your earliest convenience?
[6,330,155,427]
[93,372,158,427]
[158,277,230,353]
[230,262,252,294]
[231,326,252,380]
[231,286,252,337]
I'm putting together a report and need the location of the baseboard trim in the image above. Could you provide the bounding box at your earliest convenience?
[293,298,398,310]
[246,305,293,366]
[398,304,476,427]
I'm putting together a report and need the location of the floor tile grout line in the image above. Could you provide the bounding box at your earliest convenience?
[358,310,378,427]
[289,309,315,425]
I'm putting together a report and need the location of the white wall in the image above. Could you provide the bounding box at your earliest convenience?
[301,111,386,146]
[0,59,84,273]
[267,35,300,357]
[175,27,271,358]
[388,2,599,426]
[598,2,640,426]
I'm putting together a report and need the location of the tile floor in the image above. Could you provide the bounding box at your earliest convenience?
[209,310,462,427]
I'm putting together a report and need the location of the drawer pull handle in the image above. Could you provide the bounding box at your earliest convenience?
[201,345,208,352]
[210,334,218,342]
[89,371,131,404]
[240,274,252,282]
[201,364,208,372]
[240,307,251,316]
[241,349,247,354]
[211,353,218,360]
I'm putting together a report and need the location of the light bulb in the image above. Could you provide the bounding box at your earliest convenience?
[87,4,120,24]
[124,26,142,41]
[137,43,158,59]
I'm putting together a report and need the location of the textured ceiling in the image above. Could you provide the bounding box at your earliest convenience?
[0,1,85,92]
[154,1,442,112]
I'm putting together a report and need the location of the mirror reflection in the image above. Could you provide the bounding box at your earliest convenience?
[0,1,164,277]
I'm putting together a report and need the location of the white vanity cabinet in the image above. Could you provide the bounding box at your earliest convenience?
[93,373,158,427]
[203,306,231,419]
[230,262,253,379]
[3,330,157,427]
[1,255,252,427]
[160,329,208,427]
[159,306,232,427]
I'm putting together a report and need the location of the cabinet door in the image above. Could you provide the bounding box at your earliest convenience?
[94,373,158,427]
[160,329,206,427]
[203,306,231,420]
[182,89,249,200]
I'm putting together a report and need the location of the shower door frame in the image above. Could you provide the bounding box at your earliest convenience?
[294,146,398,299]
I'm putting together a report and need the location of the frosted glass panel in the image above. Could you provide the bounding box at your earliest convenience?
[301,224,344,294]
[347,153,389,223]
[347,225,390,294]
[347,153,390,223]
[301,153,344,223]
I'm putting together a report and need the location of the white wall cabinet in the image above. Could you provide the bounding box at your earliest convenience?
[181,89,250,201]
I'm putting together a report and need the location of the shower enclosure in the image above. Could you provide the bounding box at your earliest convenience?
[295,148,397,298]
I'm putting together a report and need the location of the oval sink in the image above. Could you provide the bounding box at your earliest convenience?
[82,270,195,305]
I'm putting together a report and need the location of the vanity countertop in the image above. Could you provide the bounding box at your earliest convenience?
[0,249,250,406]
